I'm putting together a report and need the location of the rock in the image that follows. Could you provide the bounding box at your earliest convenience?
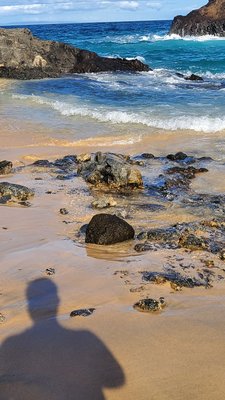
[0,161,13,175]
[78,152,143,189]
[138,227,179,242]
[143,271,208,288]
[91,197,117,209]
[85,214,135,245]
[133,298,166,313]
[179,233,207,251]
[32,159,53,167]
[77,153,91,163]
[141,153,155,159]
[166,152,188,161]
[0,28,150,80]
[185,74,203,81]
[60,208,69,215]
[78,224,88,237]
[130,286,145,293]
[0,182,34,203]
[0,313,6,323]
[70,308,95,317]
[166,166,208,178]
[170,0,225,37]
[54,155,77,169]
[45,268,55,276]
[220,250,225,260]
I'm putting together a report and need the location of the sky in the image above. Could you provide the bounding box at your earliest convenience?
[0,0,206,25]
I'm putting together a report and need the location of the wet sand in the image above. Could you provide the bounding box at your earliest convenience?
[1,109,225,399]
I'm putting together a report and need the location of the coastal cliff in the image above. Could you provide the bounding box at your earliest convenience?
[170,0,225,36]
[0,28,150,79]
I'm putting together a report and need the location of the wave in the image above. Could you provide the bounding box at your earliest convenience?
[107,55,146,63]
[88,32,225,45]
[152,33,225,42]
[12,94,225,133]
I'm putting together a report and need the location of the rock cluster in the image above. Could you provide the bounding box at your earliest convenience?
[77,152,143,189]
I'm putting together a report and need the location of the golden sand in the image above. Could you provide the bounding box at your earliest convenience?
[1,115,225,399]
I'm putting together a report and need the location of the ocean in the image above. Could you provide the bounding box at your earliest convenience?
[2,20,225,142]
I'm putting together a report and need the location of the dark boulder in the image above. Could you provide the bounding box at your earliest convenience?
[85,214,135,245]
[0,160,13,175]
[0,28,150,80]
[170,0,225,37]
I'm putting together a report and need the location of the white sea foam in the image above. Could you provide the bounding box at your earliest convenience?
[93,32,225,45]
[152,33,225,42]
[12,94,225,133]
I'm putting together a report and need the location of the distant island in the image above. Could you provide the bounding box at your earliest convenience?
[170,0,225,36]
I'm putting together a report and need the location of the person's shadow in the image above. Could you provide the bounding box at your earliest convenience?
[0,278,125,400]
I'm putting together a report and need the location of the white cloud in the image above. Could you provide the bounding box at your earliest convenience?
[119,1,139,10]
[0,4,44,14]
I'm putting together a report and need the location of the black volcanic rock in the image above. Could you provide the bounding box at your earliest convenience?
[85,214,135,245]
[170,0,225,36]
[0,28,150,80]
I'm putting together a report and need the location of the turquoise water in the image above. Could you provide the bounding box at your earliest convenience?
[4,20,225,133]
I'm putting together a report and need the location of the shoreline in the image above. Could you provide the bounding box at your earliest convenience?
[1,112,225,398]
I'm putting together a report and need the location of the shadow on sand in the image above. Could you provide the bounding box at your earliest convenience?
[0,278,125,400]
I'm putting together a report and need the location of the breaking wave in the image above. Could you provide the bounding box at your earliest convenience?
[13,94,225,133]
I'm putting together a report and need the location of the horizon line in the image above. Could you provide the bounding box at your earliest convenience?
[0,18,172,27]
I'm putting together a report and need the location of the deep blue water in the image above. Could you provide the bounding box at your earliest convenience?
[5,20,225,133]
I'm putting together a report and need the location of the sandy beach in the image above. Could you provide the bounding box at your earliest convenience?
[1,87,225,400]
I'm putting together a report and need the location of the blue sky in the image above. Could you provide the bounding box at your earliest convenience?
[0,0,206,25]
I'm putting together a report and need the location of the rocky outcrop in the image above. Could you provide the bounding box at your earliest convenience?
[0,28,150,79]
[170,0,225,36]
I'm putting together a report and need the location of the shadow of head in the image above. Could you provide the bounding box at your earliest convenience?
[26,278,59,323]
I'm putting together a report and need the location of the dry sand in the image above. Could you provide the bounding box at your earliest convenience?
[1,109,225,399]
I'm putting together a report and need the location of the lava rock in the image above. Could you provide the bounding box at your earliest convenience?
[45,268,55,276]
[0,160,13,175]
[70,308,95,317]
[166,152,188,161]
[85,213,135,245]
[143,271,208,288]
[78,152,143,189]
[179,233,207,251]
[0,182,34,202]
[60,208,69,215]
[133,298,166,313]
